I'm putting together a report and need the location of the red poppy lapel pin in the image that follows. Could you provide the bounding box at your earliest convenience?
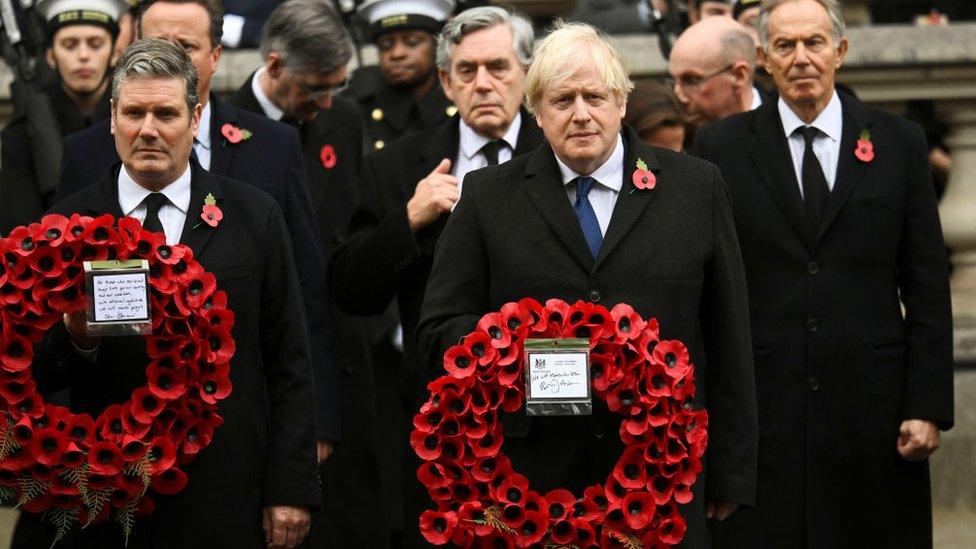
[319,144,337,170]
[220,123,252,145]
[631,158,656,192]
[200,193,223,228]
[855,129,874,163]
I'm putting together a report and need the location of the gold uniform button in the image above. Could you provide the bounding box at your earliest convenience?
[446,105,458,117]
[374,140,385,149]
[371,108,384,121]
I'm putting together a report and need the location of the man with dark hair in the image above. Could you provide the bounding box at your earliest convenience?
[54,0,340,469]
[344,0,456,151]
[228,1,391,546]
[696,0,953,546]
[329,7,544,546]
[0,0,128,234]
[39,37,318,549]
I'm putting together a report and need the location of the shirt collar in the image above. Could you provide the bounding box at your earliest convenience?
[778,90,843,143]
[555,132,625,192]
[458,111,522,160]
[252,66,284,121]
[196,101,212,150]
[750,86,763,110]
[118,163,193,217]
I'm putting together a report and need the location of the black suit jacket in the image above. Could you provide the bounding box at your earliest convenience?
[416,126,758,548]
[695,93,953,548]
[43,162,319,548]
[230,76,398,547]
[55,96,340,442]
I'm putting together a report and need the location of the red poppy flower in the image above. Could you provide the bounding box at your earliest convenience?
[602,505,629,532]
[183,271,216,310]
[121,434,149,461]
[1,327,32,372]
[470,454,507,483]
[457,501,493,537]
[200,204,223,228]
[648,470,675,505]
[613,446,648,489]
[469,427,503,458]
[658,513,687,545]
[543,488,575,521]
[0,378,35,404]
[498,386,523,413]
[417,462,451,490]
[517,297,546,332]
[515,510,547,546]
[88,441,124,476]
[622,490,655,530]
[30,427,67,467]
[203,325,236,364]
[153,241,188,266]
[151,466,188,495]
[95,404,127,442]
[573,518,598,548]
[147,436,177,475]
[855,139,874,163]
[444,345,477,379]
[180,419,215,455]
[130,387,164,424]
[61,442,85,469]
[495,473,529,506]
[147,359,188,400]
[611,303,646,342]
[319,144,337,169]
[411,430,443,461]
[221,123,243,144]
[198,372,232,405]
[633,158,656,190]
[499,302,532,339]
[652,340,691,381]
[36,214,70,247]
[419,510,457,545]
[14,390,43,417]
[64,414,95,444]
[476,312,512,349]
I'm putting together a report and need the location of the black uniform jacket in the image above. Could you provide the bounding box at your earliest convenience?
[695,91,953,549]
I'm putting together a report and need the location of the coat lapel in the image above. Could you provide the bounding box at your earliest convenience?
[815,92,871,243]
[208,97,238,178]
[596,127,660,268]
[178,161,222,255]
[749,102,816,248]
[86,166,126,218]
[522,145,595,273]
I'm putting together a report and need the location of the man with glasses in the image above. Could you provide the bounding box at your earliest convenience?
[667,15,765,127]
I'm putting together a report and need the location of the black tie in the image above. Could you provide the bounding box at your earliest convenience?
[798,126,829,229]
[142,193,168,236]
[480,140,505,166]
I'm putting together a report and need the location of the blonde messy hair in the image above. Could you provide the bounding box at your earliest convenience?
[524,21,634,115]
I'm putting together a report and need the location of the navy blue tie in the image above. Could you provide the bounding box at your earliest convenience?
[574,176,602,258]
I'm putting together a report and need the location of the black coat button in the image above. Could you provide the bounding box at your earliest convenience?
[807,261,820,275]
[806,318,819,332]
[588,289,601,303]
[809,377,820,391]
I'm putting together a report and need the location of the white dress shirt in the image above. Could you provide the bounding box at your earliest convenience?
[118,164,192,245]
[779,91,843,195]
[455,112,521,197]
[751,86,763,111]
[252,66,285,121]
[193,101,212,170]
[555,133,625,236]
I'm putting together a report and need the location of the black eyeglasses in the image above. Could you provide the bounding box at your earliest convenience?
[294,76,349,101]
[662,64,734,92]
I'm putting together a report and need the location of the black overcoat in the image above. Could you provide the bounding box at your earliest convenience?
[416,126,758,549]
[54,97,340,443]
[327,113,544,546]
[35,161,320,548]
[695,92,954,548]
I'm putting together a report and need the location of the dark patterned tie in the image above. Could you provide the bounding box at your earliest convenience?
[480,140,504,166]
[798,126,830,229]
[142,192,168,236]
[574,176,602,258]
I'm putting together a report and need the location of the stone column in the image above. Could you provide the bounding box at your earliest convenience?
[938,101,976,361]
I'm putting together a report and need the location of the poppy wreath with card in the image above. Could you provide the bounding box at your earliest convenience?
[0,214,234,543]
[412,298,708,548]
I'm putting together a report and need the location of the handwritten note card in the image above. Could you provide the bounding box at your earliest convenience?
[526,351,589,399]
[92,273,149,322]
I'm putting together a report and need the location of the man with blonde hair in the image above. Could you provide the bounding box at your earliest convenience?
[696,0,952,546]
[418,21,758,546]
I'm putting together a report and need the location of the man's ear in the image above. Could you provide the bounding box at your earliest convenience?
[266,52,285,78]
[110,99,116,134]
[438,68,454,103]
[756,44,772,75]
[45,48,56,70]
[190,102,202,138]
[730,61,751,88]
[835,36,848,70]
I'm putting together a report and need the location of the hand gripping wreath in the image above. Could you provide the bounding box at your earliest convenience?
[0,214,235,542]
[412,299,708,548]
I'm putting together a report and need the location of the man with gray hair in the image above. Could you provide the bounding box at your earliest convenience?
[328,6,543,546]
[45,37,319,549]
[668,15,765,126]
[696,0,953,547]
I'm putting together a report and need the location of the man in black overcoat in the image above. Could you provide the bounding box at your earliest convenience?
[53,0,341,453]
[228,1,395,545]
[327,7,543,546]
[694,1,954,547]
[39,38,318,549]
[417,21,757,549]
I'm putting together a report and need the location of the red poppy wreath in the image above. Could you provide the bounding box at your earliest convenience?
[0,214,234,543]
[413,298,707,548]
